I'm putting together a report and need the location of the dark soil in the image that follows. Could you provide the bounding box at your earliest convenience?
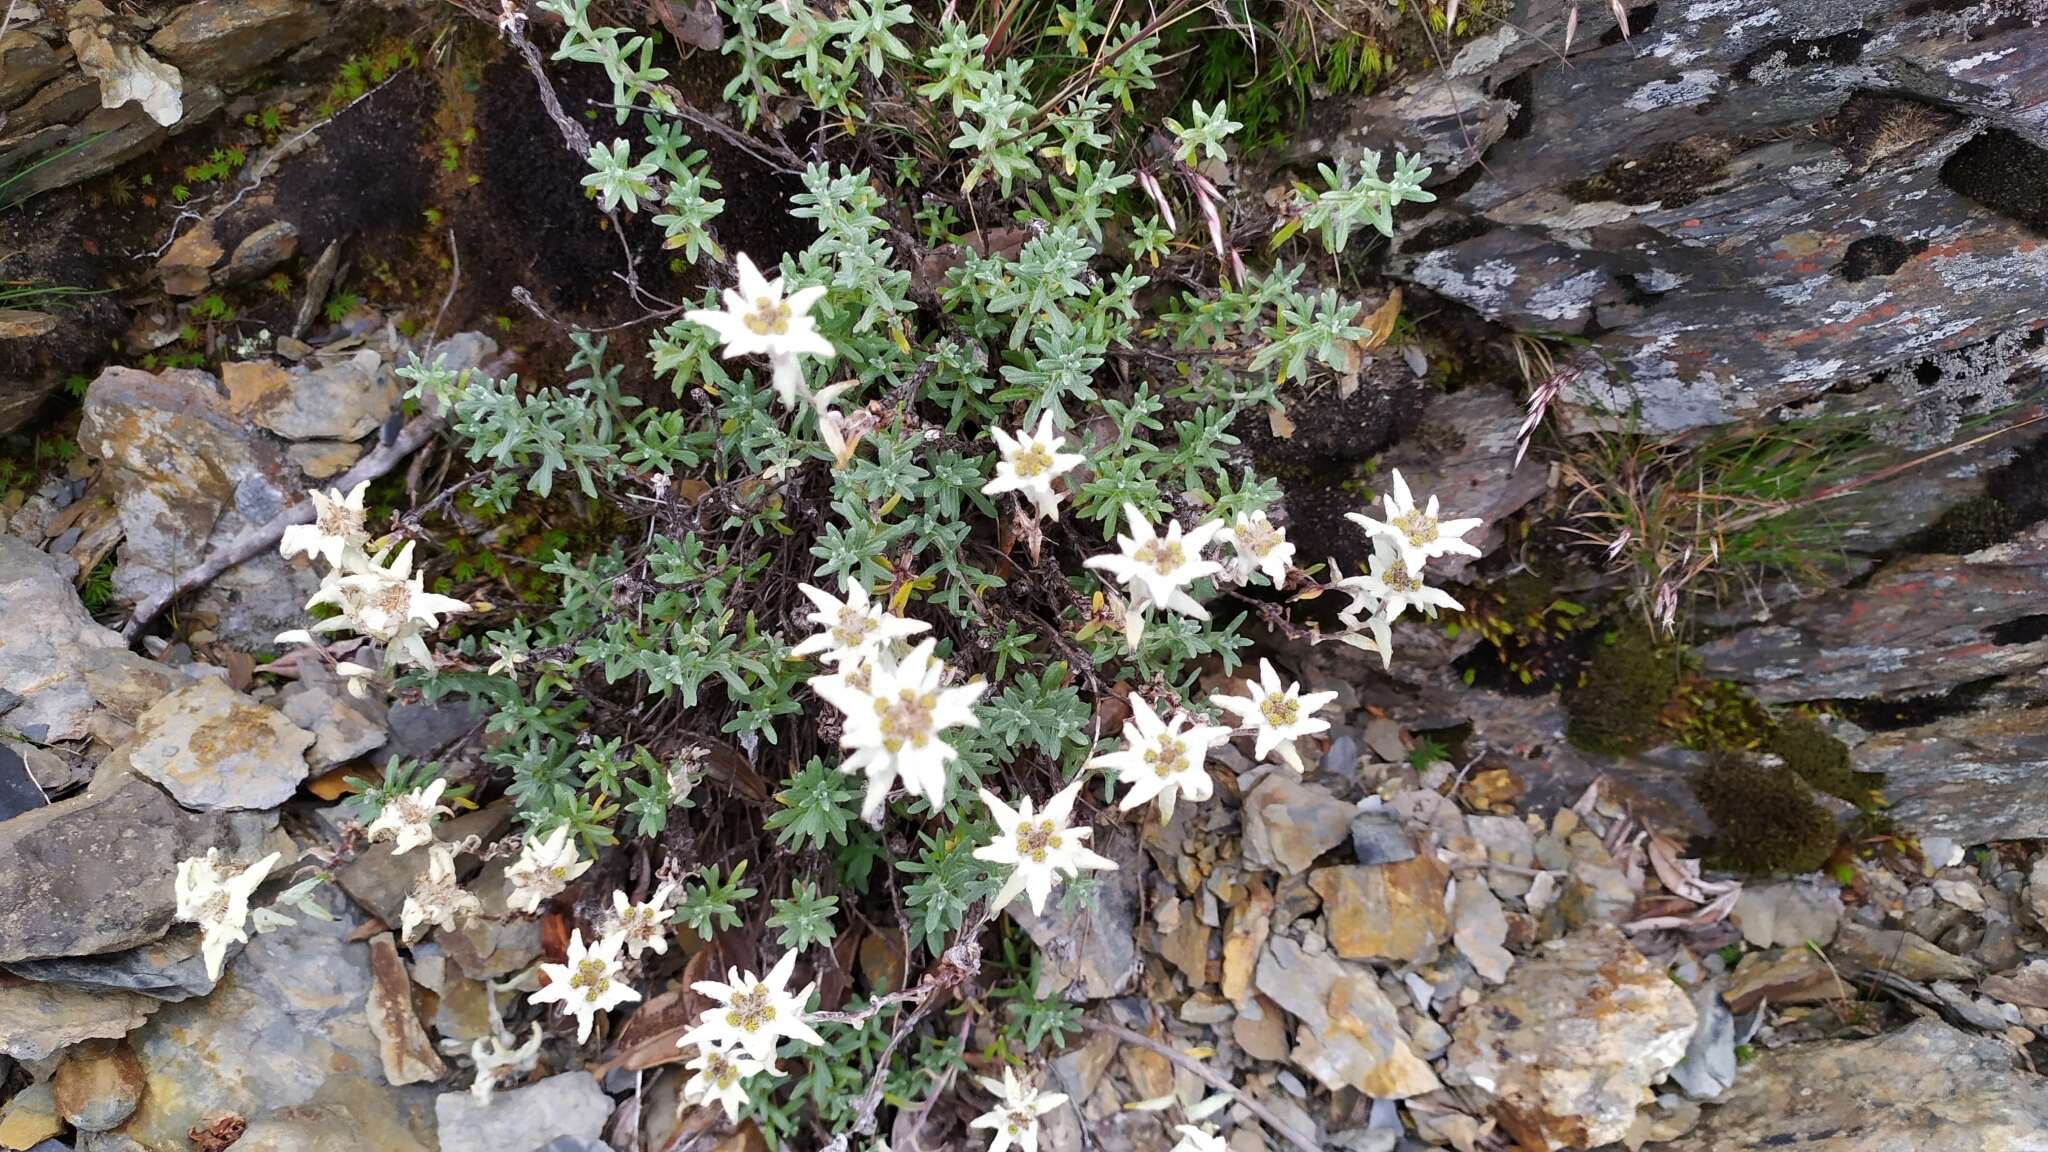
[1237,362,1430,573]
[1561,136,1731,209]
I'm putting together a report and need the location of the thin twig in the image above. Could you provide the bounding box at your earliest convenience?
[427,227,461,347]
[1078,1018,1324,1152]
[119,352,514,640]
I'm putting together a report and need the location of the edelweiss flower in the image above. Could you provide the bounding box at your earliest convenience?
[1209,658,1337,775]
[469,1023,544,1103]
[968,1066,1068,1152]
[677,950,825,1064]
[606,883,676,960]
[682,1043,775,1123]
[335,660,380,699]
[789,580,930,669]
[175,849,281,980]
[529,929,640,1044]
[811,640,986,820]
[280,480,371,569]
[1086,696,1230,822]
[400,844,481,943]
[981,411,1086,522]
[973,777,1118,916]
[1345,468,1483,575]
[504,825,593,914]
[1324,557,1395,669]
[1338,535,1464,625]
[685,251,835,408]
[1083,505,1225,650]
[365,779,451,855]
[1217,510,1294,587]
[1171,1125,1228,1152]
[299,541,470,669]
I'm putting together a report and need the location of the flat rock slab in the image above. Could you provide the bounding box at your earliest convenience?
[113,893,438,1151]
[0,767,277,964]
[1004,828,1143,1000]
[0,981,158,1061]
[128,678,313,811]
[1853,706,2048,846]
[3,927,222,1002]
[1345,0,2048,436]
[1445,922,1697,1151]
[0,534,126,743]
[434,1072,613,1152]
[1696,526,2048,702]
[1657,1019,2048,1152]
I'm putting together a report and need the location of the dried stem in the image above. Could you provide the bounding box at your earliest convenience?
[1078,1018,1324,1152]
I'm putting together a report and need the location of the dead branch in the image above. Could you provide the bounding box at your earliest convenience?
[1078,1018,1325,1152]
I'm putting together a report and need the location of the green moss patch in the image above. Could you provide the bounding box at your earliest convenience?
[1564,621,1681,755]
[1694,757,1840,875]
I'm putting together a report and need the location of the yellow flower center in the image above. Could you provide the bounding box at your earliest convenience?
[1394,508,1438,544]
[831,605,875,648]
[369,580,412,623]
[1260,693,1300,728]
[706,1053,740,1088]
[1382,565,1419,593]
[570,957,611,1001]
[198,890,232,924]
[1012,442,1054,479]
[1238,517,1279,557]
[726,984,778,1032]
[1134,538,1184,574]
[1015,818,1063,862]
[1145,736,1187,777]
[1006,1109,1033,1133]
[875,688,938,752]
[316,502,363,539]
[744,295,791,336]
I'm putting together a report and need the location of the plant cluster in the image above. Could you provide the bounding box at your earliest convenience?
[266,0,1464,1143]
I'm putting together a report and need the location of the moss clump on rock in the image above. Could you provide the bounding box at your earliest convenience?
[1765,713,1872,804]
[1564,621,1681,755]
[1695,757,1839,875]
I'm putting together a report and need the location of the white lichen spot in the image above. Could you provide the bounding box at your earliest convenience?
[1625,71,1721,112]
[1526,270,1607,322]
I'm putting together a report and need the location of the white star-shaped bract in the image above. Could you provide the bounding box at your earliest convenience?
[365,778,450,856]
[296,541,471,670]
[1086,696,1230,822]
[528,929,640,1044]
[981,411,1086,522]
[174,848,281,981]
[280,480,371,569]
[1209,658,1338,774]
[677,950,826,1064]
[1083,504,1225,651]
[1337,535,1464,625]
[968,1066,1068,1152]
[1217,509,1295,587]
[607,882,676,960]
[810,640,986,819]
[789,580,930,669]
[504,825,593,914]
[685,251,836,408]
[400,843,480,943]
[682,1043,776,1123]
[1344,468,1483,575]
[973,777,1118,916]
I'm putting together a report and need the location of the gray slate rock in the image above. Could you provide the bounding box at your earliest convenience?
[116,890,438,1151]
[127,678,313,811]
[1657,1019,2048,1152]
[0,534,126,743]
[434,1072,613,1152]
[3,927,222,1001]
[0,765,276,963]
[1853,706,2048,846]
[1002,828,1143,1000]
[1696,527,2048,702]
[251,350,395,442]
[222,221,299,283]
[280,680,385,770]
[0,981,157,1061]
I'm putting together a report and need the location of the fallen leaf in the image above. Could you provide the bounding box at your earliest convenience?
[1267,406,1295,439]
[1362,287,1402,349]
